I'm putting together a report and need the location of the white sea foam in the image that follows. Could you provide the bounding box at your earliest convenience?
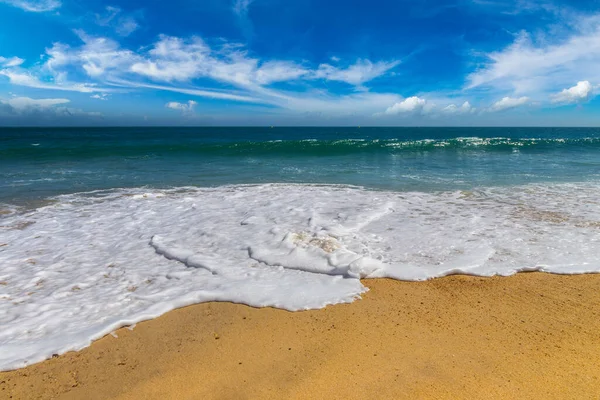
[1,183,600,370]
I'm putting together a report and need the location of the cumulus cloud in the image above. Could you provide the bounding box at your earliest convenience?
[551,81,594,104]
[381,98,477,118]
[0,0,60,12]
[90,93,109,101]
[166,100,197,114]
[442,101,474,114]
[384,96,427,115]
[0,56,25,67]
[489,96,529,112]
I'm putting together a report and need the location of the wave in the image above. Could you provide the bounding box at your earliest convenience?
[2,137,600,161]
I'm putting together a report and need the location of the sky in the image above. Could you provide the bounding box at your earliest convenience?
[1,0,600,126]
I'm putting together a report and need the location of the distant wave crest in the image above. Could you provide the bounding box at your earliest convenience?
[3,136,600,160]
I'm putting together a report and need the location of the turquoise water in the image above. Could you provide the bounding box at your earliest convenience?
[1,127,600,203]
[3,126,600,370]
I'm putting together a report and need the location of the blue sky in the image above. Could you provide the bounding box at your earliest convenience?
[1,0,600,126]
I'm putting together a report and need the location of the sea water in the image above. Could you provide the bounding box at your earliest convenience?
[1,127,600,370]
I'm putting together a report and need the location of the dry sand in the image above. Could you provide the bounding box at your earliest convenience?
[2,273,600,399]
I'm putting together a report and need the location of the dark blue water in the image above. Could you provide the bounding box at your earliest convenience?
[1,127,600,204]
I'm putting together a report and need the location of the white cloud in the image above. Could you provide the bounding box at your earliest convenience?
[254,61,308,85]
[91,93,109,101]
[4,31,400,108]
[442,101,474,114]
[376,97,481,119]
[0,97,102,121]
[1,32,409,118]
[0,70,41,86]
[114,80,260,103]
[0,34,128,94]
[0,69,106,93]
[0,32,132,93]
[96,6,120,25]
[130,35,226,82]
[116,17,139,37]
[314,59,400,86]
[551,81,594,104]
[233,0,254,16]
[384,96,427,115]
[166,100,197,114]
[466,16,600,97]
[69,30,139,77]
[489,96,529,112]
[281,91,402,116]
[0,0,60,12]
[127,35,395,90]
[4,96,69,111]
[0,56,25,67]
[96,6,140,37]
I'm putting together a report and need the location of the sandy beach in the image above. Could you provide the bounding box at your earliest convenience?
[2,272,600,399]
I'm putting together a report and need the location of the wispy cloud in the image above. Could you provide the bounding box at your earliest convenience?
[0,31,399,111]
[1,30,403,118]
[56,30,138,78]
[467,0,561,17]
[466,13,600,98]
[0,0,60,12]
[128,35,399,89]
[0,70,108,93]
[232,0,255,39]
[0,56,25,67]
[113,80,261,103]
[314,59,400,87]
[488,96,529,112]
[232,0,254,16]
[96,6,140,37]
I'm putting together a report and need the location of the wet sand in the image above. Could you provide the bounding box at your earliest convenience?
[2,273,600,399]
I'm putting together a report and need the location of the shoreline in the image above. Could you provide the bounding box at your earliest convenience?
[2,272,600,399]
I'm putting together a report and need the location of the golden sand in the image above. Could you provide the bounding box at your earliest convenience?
[2,273,600,399]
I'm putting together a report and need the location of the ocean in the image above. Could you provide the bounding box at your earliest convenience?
[2,127,600,202]
[1,127,600,370]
